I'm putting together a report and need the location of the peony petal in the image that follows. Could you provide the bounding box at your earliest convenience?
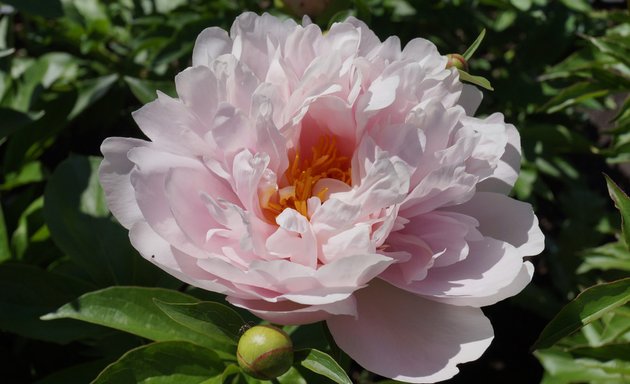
[175,66,219,127]
[392,237,526,307]
[228,296,357,325]
[447,192,544,257]
[459,84,483,115]
[99,137,148,229]
[192,27,232,67]
[327,280,493,383]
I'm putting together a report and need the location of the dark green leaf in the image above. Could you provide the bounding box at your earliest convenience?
[44,155,168,286]
[571,344,630,361]
[92,341,224,384]
[294,349,352,384]
[533,278,630,350]
[0,263,107,343]
[154,300,244,346]
[68,74,118,120]
[2,0,63,18]
[0,107,43,140]
[124,76,176,104]
[0,203,10,262]
[541,82,609,114]
[42,286,234,358]
[605,175,630,250]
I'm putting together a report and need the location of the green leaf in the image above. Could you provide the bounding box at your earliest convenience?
[463,29,486,61]
[92,341,224,384]
[0,204,10,262]
[457,70,494,91]
[604,175,630,250]
[578,241,630,274]
[1,160,44,190]
[2,0,64,18]
[570,343,630,361]
[68,74,118,120]
[0,107,43,140]
[43,155,168,286]
[41,286,235,358]
[0,263,107,343]
[153,300,244,346]
[541,82,609,114]
[35,359,111,384]
[124,76,176,104]
[533,278,630,350]
[536,348,630,383]
[294,349,352,384]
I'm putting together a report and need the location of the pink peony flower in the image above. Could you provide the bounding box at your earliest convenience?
[99,13,544,383]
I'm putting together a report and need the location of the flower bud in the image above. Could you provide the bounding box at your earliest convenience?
[446,53,469,71]
[237,325,294,380]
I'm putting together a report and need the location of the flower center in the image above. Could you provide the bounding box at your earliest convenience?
[261,136,351,221]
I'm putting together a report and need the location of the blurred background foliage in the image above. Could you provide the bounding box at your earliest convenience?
[0,0,629,383]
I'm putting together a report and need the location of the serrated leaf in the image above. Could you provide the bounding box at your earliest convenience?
[533,278,630,350]
[605,175,630,250]
[41,286,234,358]
[457,69,494,91]
[463,29,486,61]
[294,349,352,384]
[91,341,224,384]
[153,300,244,346]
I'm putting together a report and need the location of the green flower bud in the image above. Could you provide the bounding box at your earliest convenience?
[446,53,469,71]
[237,325,294,380]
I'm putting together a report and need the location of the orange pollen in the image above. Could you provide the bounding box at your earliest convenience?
[261,136,352,221]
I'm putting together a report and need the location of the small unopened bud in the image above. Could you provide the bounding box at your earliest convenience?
[446,54,469,72]
[237,325,294,380]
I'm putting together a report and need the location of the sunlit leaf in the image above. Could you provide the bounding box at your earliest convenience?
[153,300,244,345]
[42,286,235,358]
[463,28,486,60]
[533,278,630,350]
[605,175,630,250]
[294,349,352,384]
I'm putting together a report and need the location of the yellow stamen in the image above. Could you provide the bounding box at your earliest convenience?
[260,136,352,221]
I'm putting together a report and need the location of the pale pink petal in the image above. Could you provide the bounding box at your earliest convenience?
[458,84,483,115]
[175,66,219,127]
[131,93,209,155]
[192,27,232,67]
[392,238,526,307]
[327,280,493,383]
[447,192,545,257]
[99,137,147,229]
[228,296,357,325]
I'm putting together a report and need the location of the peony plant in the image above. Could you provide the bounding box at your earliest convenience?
[99,12,544,383]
